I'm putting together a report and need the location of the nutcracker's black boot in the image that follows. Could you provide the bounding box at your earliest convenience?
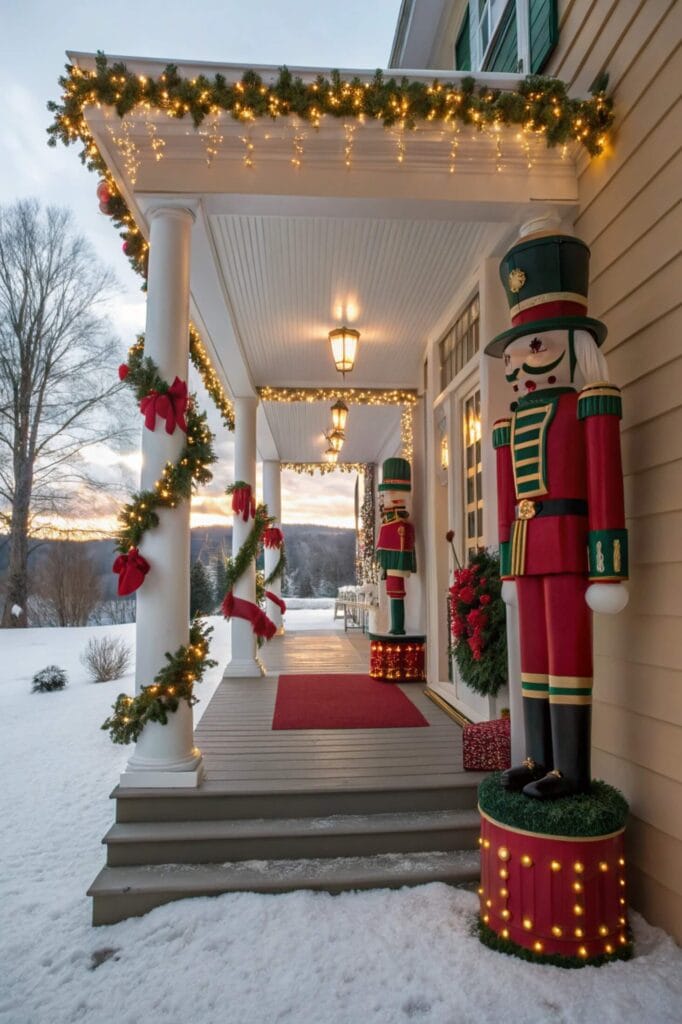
[389,598,406,636]
[501,696,552,791]
[523,703,592,799]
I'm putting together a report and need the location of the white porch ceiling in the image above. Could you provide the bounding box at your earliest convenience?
[74,53,583,463]
[210,212,502,389]
[264,401,400,464]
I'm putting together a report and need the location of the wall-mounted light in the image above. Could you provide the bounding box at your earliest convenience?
[331,398,349,432]
[328,327,359,376]
[440,434,449,470]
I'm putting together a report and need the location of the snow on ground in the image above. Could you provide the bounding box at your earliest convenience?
[1,618,682,1024]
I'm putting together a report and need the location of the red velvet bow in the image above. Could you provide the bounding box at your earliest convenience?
[231,484,255,522]
[221,591,277,639]
[265,590,286,614]
[112,547,150,596]
[139,377,188,435]
[263,527,284,549]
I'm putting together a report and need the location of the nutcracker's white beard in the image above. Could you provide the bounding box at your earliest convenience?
[572,329,609,386]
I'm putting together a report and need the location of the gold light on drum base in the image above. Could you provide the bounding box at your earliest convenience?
[328,327,359,377]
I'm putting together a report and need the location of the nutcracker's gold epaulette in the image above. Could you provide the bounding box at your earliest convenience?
[492,418,511,448]
[578,381,622,420]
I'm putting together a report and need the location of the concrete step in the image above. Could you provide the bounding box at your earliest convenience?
[113,776,484,823]
[89,849,481,925]
[104,808,481,866]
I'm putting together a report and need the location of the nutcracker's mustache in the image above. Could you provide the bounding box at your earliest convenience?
[521,351,566,375]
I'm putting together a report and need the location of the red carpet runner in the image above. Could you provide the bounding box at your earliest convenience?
[272,673,430,730]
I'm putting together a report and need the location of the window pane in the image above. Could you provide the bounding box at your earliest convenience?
[477,507,483,537]
[468,511,476,538]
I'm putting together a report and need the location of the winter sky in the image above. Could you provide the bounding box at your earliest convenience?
[0,0,402,531]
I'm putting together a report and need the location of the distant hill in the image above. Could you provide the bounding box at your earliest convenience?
[0,525,357,601]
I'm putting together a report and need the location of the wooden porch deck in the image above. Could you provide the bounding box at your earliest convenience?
[195,631,470,791]
[89,631,484,924]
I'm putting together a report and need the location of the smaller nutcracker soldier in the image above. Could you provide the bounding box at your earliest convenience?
[376,458,417,635]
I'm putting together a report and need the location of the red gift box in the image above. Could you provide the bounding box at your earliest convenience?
[463,717,511,771]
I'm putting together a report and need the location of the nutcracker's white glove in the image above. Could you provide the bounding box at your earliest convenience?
[501,580,517,607]
[585,583,629,614]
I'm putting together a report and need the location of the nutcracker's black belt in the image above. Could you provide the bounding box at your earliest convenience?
[514,498,588,520]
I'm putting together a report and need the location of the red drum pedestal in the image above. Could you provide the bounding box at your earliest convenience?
[368,633,426,682]
[477,790,632,966]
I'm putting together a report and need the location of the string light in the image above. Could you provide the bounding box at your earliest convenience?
[257,386,418,406]
[281,461,366,476]
[401,405,414,462]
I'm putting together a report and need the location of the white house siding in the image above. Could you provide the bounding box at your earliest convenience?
[546,0,682,942]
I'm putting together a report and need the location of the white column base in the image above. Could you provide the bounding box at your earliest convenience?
[223,657,264,679]
[120,748,204,788]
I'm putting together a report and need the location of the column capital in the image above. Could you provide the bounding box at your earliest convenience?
[148,204,196,226]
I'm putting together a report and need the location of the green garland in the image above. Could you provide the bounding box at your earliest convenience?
[47,55,613,280]
[116,340,217,552]
[475,916,632,969]
[264,546,286,587]
[478,773,629,838]
[223,501,274,594]
[102,619,217,744]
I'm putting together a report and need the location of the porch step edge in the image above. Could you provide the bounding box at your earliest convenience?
[89,849,481,925]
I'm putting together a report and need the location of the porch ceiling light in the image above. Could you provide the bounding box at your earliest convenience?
[328,327,359,377]
[326,429,345,453]
[323,446,339,464]
[331,398,349,432]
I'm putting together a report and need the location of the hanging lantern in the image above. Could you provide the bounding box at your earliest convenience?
[331,398,349,432]
[328,327,359,376]
[327,429,345,452]
[323,446,339,464]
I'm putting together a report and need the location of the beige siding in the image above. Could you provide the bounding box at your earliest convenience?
[547,0,682,943]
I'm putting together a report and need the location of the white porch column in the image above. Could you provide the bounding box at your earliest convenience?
[121,205,202,789]
[262,459,284,634]
[224,395,262,677]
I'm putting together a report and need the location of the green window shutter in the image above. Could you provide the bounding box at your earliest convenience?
[455,8,471,70]
[482,0,518,72]
[530,0,559,72]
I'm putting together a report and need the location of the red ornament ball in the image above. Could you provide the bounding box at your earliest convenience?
[118,364,130,381]
[98,199,111,215]
[96,180,111,203]
[122,240,129,254]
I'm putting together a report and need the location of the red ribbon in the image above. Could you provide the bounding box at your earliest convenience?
[221,591,277,639]
[265,590,286,614]
[263,526,284,549]
[139,377,188,435]
[231,484,255,522]
[112,547,150,596]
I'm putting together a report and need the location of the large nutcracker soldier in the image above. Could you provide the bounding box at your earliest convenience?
[486,226,629,800]
[376,457,416,636]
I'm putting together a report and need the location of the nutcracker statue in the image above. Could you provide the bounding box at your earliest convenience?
[376,457,416,636]
[369,458,425,682]
[486,225,629,800]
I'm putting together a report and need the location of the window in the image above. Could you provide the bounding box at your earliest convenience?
[438,294,480,393]
[454,0,558,74]
[463,388,484,558]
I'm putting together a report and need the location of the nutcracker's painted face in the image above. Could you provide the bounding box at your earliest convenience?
[380,488,411,518]
[503,329,573,397]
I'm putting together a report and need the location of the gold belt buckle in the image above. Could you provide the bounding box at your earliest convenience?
[518,499,537,520]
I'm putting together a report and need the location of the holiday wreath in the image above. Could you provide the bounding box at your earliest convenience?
[449,548,507,698]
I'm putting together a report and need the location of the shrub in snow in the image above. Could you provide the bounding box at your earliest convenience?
[81,636,131,683]
[31,665,68,693]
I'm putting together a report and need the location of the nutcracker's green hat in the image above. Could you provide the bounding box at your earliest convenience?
[485,232,607,356]
[379,457,411,492]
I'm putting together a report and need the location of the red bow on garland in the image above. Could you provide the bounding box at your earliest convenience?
[139,377,188,435]
[263,526,284,549]
[231,484,256,523]
[221,591,277,640]
[112,547,150,596]
[265,590,286,614]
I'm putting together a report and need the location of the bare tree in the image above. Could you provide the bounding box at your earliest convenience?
[0,200,131,627]
[31,542,102,627]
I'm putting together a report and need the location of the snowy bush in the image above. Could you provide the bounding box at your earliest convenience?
[31,665,68,693]
[81,636,131,683]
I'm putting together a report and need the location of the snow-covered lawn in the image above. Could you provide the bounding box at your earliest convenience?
[1,619,681,1024]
